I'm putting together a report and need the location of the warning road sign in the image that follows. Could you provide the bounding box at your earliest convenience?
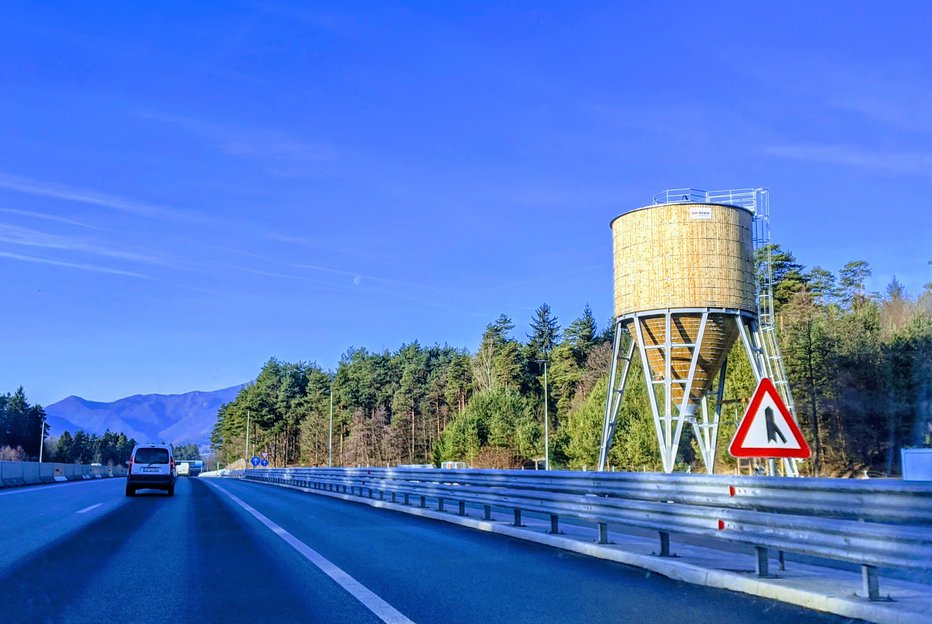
[729,378,811,459]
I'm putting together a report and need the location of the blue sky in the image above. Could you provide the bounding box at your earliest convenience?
[2,2,931,406]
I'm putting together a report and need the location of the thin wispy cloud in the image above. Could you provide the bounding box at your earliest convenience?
[0,223,170,266]
[0,250,152,279]
[265,231,390,260]
[225,263,360,292]
[291,261,446,294]
[0,171,198,222]
[766,144,932,176]
[0,208,107,231]
[136,112,340,168]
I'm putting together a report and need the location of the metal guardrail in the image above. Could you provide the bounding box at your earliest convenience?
[241,468,932,600]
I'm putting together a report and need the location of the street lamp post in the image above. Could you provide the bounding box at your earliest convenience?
[245,410,250,469]
[329,382,334,467]
[38,416,45,463]
[537,358,549,471]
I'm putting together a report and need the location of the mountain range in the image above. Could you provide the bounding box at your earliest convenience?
[44,385,246,446]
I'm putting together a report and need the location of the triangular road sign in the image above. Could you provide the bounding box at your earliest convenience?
[729,378,811,459]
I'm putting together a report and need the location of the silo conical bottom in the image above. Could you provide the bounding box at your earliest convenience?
[627,312,738,411]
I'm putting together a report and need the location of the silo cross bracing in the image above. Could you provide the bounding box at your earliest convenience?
[598,190,766,474]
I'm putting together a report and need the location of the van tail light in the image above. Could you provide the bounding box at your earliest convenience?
[170,457,175,473]
[128,456,134,474]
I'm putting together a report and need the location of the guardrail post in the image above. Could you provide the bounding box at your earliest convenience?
[458,501,466,516]
[438,498,445,512]
[755,547,769,577]
[778,550,785,571]
[419,495,426,508]
[862,565,881,601]
[598,523,609,544]
[549,514,559,534]
[483,505,492,521]
[659,531,671,557]
[404,493,410,506]
[391,492,397,503]
[513,509,523,527]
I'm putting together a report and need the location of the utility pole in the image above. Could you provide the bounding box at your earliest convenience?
[245,410,250,469]
[329,383,334,467]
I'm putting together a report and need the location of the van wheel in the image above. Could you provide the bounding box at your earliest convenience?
[125,485,135,497]
[167,484,175,497]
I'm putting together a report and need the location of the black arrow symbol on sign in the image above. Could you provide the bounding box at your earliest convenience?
[765,406,787,444]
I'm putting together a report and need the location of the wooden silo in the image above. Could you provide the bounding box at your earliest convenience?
[611,202,755,408]
[599,198,762,474]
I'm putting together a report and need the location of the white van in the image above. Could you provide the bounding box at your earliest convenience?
[126,444,176,496]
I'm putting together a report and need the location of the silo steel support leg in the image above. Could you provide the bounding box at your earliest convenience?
[633,316,669,473]
[737,316,766,383]
[599,322,634,471]
[672,312,708,469]
[694,357,727,474]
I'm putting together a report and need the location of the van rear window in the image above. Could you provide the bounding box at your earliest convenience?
[135,448,169,464]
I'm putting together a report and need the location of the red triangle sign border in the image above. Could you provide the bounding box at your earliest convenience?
[729,378,811,459]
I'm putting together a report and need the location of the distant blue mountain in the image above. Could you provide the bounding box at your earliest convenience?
[44,385,246,445]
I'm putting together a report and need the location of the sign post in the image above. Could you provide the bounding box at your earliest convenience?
[729,378,810,474]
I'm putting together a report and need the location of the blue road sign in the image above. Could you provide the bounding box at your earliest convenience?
[260,459,269,467]
[251,456,261,467]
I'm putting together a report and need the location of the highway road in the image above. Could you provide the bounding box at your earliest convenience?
[0,477,862,623]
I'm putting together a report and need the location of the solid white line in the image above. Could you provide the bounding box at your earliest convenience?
[205,480,414,624]
[76,503,104,514]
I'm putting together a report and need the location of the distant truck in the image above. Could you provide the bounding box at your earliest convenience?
[175,460,203,477]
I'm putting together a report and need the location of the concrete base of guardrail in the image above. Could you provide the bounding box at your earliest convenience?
[243,476,932,624]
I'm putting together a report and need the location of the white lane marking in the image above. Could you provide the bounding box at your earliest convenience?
[76,503,104,514]
[205,480,414,624]
[0,479,116,496]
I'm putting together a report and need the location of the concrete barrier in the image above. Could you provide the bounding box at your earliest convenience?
[22,462,40,485]
[1,461,25,487]
[0,460,126,488]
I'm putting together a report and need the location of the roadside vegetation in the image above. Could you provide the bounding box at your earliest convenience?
[211,246,932,477]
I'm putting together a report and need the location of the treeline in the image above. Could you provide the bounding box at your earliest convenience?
[765,249,932,476]
[1,387,137,465]
[50,430,136,465]
[210,247,932,476]
[211,305,614,468]
[0,387,47,459]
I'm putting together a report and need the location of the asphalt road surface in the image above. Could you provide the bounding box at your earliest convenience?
[0,477,863,623]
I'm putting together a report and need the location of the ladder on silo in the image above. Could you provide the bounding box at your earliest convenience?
[706,188,800,476]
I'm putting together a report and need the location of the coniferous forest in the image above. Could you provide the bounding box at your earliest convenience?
[0,388,137,465]
[210,247,932,477]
